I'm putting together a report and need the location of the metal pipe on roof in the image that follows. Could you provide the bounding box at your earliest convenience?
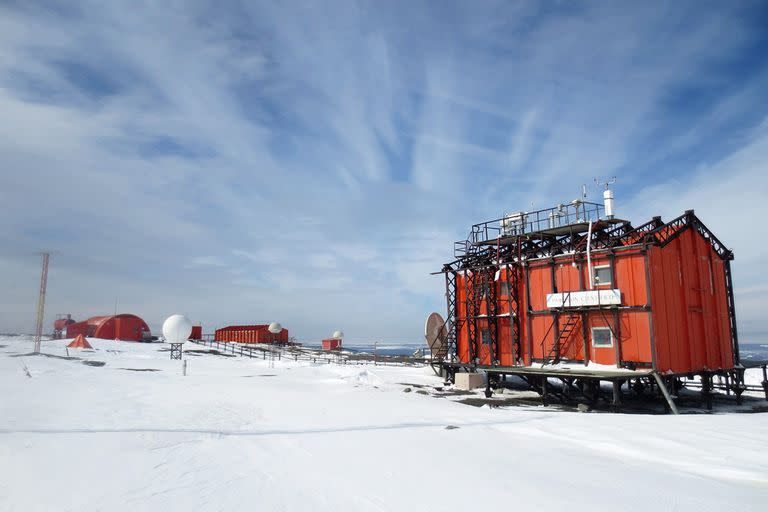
[586,220,594,290]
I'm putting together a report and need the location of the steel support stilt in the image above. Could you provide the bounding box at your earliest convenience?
[652,373,679,415]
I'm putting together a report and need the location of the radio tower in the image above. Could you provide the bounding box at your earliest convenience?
[33,252,50,354]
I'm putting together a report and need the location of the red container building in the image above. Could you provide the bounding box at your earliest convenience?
[66,314,151,341]
[52,314,76,339]
[189,325,202,340]
[322,338,342,351]
[435,198,744,410]
[214,324,289,344]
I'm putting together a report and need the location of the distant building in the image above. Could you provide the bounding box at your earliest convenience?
[322,338,342,351]
[66,314,151,341]
[52,314,76,339]
[214,324,289,344]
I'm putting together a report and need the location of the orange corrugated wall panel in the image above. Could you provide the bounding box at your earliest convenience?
[527,265,551,361]
[649,229,734,373]
[509,252,655,366]
[454,249,656,368]
[613,254,653,364]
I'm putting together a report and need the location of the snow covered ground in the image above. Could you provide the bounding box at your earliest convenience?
[1,335,766,511]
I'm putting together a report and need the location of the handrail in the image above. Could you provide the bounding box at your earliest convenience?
[455,201,605,257]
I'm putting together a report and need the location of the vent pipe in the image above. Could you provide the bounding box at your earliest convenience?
[587,220,594,289]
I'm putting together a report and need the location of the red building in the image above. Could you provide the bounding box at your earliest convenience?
[52,314,76,339]
[322,338,342,351]
[214,324,289,344]
[436,198,744,410]
[66,314,151,341]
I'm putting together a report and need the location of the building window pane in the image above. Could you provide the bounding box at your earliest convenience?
[594,265,612,286]
[500,281,510,296]
[591,327,613,348]
[481,329,491,345]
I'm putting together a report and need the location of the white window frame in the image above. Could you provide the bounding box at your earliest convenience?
[591,326,613,348]
[593,265,613,287]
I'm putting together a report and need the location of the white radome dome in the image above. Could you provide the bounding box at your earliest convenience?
[332,330,344,340]
[268,322,282,334]
[162,314,192,343]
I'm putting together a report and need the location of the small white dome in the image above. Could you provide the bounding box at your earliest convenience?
[162,314,192,343]
[268,322,282,334]
[332,330,344,339]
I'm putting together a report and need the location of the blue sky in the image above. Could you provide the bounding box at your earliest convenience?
[1,0,767,344]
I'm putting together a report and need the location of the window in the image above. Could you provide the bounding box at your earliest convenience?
[481,329,492,345]
[500,281,510,296]
[593,265,612,286]
[591,327,613,348]
[479,282,490,298]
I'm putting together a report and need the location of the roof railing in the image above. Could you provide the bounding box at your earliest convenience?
[456,201,605,255]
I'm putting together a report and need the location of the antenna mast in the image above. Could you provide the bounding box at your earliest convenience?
[594,176,617,190]
[33,252,50,354]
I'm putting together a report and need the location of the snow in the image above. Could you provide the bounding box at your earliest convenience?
[542,360,632,371]
[1,335,767,511]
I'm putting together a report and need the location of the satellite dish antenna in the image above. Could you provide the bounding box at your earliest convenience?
[162,314,192,344]
[424,312,447,354]
[332,330,344,340]
[268,322,282,334]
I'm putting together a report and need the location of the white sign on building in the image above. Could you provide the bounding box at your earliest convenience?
[546,289,621,309]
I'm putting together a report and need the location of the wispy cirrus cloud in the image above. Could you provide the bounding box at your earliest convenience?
[1,1,767,342]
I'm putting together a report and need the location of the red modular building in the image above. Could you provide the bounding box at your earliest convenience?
[189,325,202,340]
[52,314,76,339]
[214,325,289,344]
[322,338,342,351]
[435,198,744,410]
[66,314,151,341]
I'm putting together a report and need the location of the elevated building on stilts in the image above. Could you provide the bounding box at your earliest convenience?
[433,188,744,411]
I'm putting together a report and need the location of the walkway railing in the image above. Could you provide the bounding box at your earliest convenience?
[189,339,429,368]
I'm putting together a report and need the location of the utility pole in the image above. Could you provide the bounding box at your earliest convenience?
[33,252,50,354]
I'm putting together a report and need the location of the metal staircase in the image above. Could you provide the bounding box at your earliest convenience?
[539,290,579,366]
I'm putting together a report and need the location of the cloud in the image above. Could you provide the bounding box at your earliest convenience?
[1,1,767,343]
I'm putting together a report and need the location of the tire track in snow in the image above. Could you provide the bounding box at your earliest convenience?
[0,417,542,438]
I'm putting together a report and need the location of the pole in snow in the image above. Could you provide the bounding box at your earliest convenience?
[33,252,50,354]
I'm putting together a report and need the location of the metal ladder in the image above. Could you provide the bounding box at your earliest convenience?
[541,312,580,366]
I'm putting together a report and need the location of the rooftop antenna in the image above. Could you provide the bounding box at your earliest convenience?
[33,252,50,354]
[594,176,617,190]
[581,183,588,200]
[594,176,617,219]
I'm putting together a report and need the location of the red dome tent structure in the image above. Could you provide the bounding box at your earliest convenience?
[66,314,151,341]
